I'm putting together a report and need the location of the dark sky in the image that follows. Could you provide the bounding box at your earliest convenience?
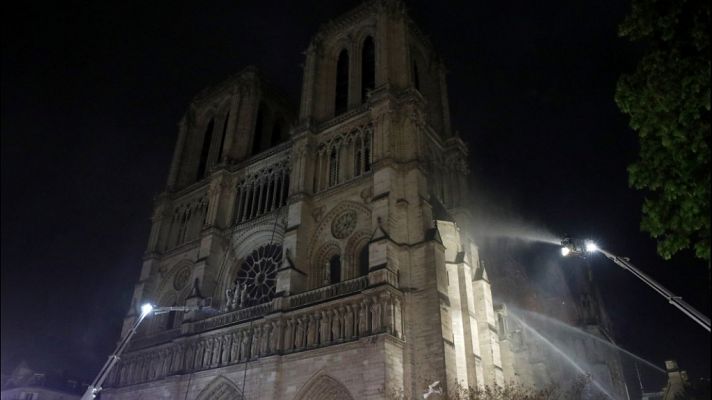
[2,0,709,395]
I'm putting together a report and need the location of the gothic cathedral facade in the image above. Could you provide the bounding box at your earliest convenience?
[101,2,621,399]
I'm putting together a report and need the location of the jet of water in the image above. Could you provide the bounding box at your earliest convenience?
[509,312,618,400]
[515,308,665,374]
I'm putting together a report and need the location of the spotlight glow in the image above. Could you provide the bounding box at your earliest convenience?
[585,241,598,253]
[140,303,154,317]
[561,247,571,256]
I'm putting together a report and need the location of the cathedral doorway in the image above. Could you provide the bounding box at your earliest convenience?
[195,376,244,400]
[294,374,354,400]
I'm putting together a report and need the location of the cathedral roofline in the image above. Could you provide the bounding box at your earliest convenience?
[187,65,296,117]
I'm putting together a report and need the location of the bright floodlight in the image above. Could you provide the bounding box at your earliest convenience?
[140,303,154,317]
[561,247,571,256]
[585,241,598,252]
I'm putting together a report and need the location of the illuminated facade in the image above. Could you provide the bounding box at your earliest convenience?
[101,1,625,399]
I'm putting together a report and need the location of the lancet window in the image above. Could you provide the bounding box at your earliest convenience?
[329,255,341,284]
[234,164,290,224]
[216,112,230,163]
[335,50,349,115]
[361,36,375,101]
[358,245,369,276]
[196,118,215,180]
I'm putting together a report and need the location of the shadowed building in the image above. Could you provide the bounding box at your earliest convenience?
[100,1,621,399]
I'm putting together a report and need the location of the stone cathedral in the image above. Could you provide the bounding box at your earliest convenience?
[102,1,627,399]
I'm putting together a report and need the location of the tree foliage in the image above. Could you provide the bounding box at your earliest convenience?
[615,0,711,261]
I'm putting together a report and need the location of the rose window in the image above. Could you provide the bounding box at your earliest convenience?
[234,244,281,307]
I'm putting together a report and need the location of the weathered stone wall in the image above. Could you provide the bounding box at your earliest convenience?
[104,334,400,400]
[109,2,507,400]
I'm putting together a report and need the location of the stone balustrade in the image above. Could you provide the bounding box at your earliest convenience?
[109,285,402,388]
[129,328,182,350]
[188,301,275,334]
[287,276,368,308]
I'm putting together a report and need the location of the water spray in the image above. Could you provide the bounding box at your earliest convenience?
[509,312,618,400]
[560,236,711,332]
[514,307,665,374]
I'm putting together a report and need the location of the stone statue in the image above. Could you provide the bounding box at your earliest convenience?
[320,310,330,344]
[284,319,295,351]
[221,335,230,365]
[282,247,294,269]
[295,318,305,348]
[344,305,354,339]
[331,309,341,341]
[203,338,213,367]
[194,342,204,370]
[239,282,248,308]
[270,321,281,353]
[225,280,242,311]
[381,293,394,333]
[224,286,235,311]
[250,327,261,359]
[359,301,369,336]
[230,332,240,362]
[371,299,382,332]
[261,324,271,355]
[162,353,171,377]
[240,331,250,361]
[211,337,221,366]
[306,314,317,347]
[185,343,195,371]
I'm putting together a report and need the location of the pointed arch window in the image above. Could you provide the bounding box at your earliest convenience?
[358,245,369,276]
[216,112,229,163]
[196,118,214,180]
[361,36,375,102]
[335,49,349,115]
[354,137,362,177]
[329,255,342,284]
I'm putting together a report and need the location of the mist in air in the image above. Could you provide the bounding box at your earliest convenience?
[466,190,561,246]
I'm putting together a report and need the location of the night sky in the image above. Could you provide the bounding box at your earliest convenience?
[2,0,709,395]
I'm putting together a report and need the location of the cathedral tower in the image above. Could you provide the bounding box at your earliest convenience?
[103,2,502,399]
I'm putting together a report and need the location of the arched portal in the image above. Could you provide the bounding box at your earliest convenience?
[294,373,355,400]
[195,376,244,400]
